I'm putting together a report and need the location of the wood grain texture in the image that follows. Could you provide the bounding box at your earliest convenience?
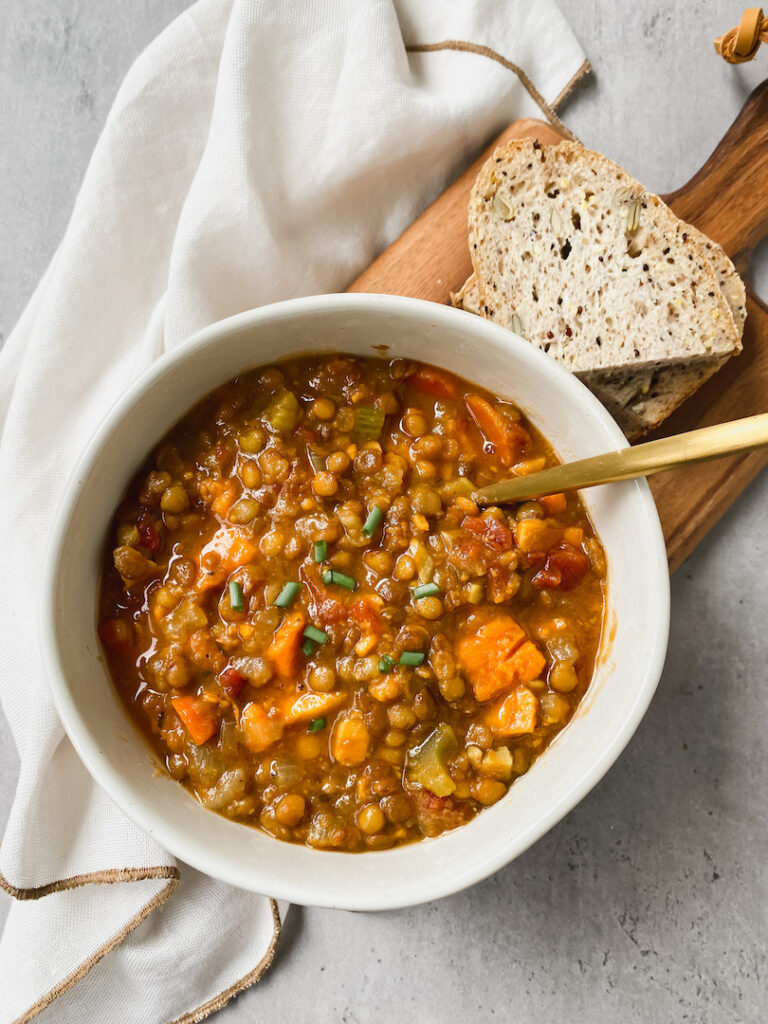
[347,85,768,573]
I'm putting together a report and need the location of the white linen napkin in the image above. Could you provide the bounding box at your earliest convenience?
[0,1,587,1020]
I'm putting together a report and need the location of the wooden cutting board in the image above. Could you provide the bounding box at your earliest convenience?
[348,81,768,573]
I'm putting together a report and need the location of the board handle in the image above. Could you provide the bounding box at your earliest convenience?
[662,79,768,265]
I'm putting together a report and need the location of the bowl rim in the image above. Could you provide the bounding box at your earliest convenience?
[40,292,670,909]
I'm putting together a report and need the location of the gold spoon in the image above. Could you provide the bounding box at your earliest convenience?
[475,412,768,506]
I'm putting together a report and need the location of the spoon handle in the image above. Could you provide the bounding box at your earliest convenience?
[475,412,768,506]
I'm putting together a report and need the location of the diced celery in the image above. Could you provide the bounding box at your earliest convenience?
[352,404,385,441]
[264,388,299,432]
[450,477,476,497]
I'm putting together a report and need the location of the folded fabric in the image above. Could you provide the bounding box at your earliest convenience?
[0,1,587,1020]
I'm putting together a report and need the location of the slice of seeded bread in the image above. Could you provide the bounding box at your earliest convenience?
[461,140,744,438]
[453,222,744,437]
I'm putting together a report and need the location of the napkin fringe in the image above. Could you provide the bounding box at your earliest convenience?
[0,863,179,901]
[406,41,590,141]
[12,874,180,1024]
[169,900,282,1024]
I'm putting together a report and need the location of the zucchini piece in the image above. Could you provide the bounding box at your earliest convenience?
[406,723,459,797]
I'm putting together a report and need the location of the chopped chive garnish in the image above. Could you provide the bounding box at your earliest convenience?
[228,580,244,611]
[322,569,356,591]
[303,624,328,645]
[314,540,327,563]
[399,651,426,667]
[378,654,396,673]
[413,582,442,599]
[307,717,326,733]
[332,570,356,590]
[362,504,383,538]
[301,638,316,657]
[274,581,301,608]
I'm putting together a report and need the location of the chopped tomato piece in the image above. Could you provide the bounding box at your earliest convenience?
[351,595,384,634]
[465,395,529,466]
[462,514,514,552]
[484,685,539,737]
[137,511,160,552]
[171,695,219,745]
[267,611,306,679]
[456,616,546,702]
[532,544,590,590]
[220,666,246,698]
[98,617,133,654]
[409,367,459,400]
[300,565,348,626]
[410,788,472,837]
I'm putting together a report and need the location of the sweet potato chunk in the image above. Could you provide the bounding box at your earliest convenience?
[507,641,546,684]
[484,686,539,737]
[196,527,257,592]
[456,616,545,702]
[240,702,283,753]
[514,519,562,554]
[540,492,567,514]
[286,691,346,723]
[331,714,370,766]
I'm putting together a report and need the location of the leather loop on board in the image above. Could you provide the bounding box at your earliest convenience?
[715,7,768,63]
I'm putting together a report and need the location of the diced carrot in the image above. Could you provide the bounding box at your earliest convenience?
[409,367,459,400]
[285,691,346,723]
[462,514,514,552]
[456,616,527,703]
[196,527,257,592]
[540,492,567,514]
[514,518,562,554]
[484,686,539,737]
[171,695,219,746]
[331,714,371,766]
[240,702,283,753]
[507,641,546,684]
[466,395,529,466]
[563,526,583,546]
[266,611,306,679]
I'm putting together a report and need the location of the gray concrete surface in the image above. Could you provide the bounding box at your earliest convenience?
[2,2,767,1022]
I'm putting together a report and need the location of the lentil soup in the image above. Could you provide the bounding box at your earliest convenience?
[98,355,605,851]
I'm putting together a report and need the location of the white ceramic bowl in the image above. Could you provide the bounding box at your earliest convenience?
[42,293,669,910]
